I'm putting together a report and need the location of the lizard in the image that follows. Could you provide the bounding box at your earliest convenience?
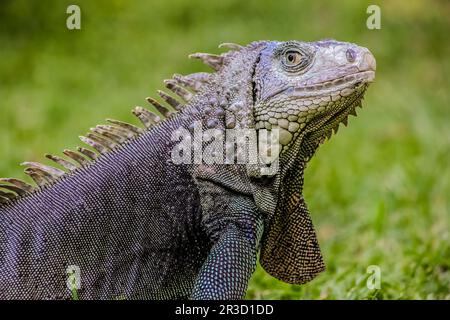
[0,39,376,299]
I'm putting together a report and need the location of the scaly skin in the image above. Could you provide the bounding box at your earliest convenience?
[251,40,376,283]
[0,39,375,299]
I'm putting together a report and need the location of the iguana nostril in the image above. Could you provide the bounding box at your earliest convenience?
[346,48,356,62]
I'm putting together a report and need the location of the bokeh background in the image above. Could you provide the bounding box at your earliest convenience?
[0,0,449,299]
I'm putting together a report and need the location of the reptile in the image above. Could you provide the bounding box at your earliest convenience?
[0,39,376,299]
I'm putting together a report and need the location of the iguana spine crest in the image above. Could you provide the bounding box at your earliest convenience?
[0,44,240,205]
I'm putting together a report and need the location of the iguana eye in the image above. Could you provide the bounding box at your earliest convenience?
[278,45,313,73]
[284,50,302,66]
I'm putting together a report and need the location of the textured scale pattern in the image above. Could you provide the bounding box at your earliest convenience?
[1,120,205,299]
[0,40,375,299]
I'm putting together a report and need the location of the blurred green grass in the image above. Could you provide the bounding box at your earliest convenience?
[0,0,449,299]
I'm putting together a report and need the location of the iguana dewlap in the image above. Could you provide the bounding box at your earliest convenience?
[0,40,376,299]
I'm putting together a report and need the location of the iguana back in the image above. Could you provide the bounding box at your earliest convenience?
[0,116,210,299]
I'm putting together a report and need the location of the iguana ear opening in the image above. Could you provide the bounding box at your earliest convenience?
[259,195,325,284]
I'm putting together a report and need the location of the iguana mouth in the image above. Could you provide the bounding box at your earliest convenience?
[264,70,375,101]
[293,70,374,97]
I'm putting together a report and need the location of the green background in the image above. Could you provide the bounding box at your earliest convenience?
[0,0,449,299]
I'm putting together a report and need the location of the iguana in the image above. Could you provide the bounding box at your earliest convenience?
[0,39,376,299]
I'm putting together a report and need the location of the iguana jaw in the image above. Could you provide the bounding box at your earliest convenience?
[302,81,370,143]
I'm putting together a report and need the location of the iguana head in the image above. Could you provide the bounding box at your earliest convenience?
[248,39,376,284]
[253,39,375,155]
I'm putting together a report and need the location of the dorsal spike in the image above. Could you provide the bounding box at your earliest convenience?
[218,42,243,50]
[24,167,53,186]
[0,48,230,202]
[0,189,18,200]
[0,183,28,196]
[172,74,198,92]
[79,136,108,154]
[90,127,126,144]
[106,119,143,135]
[132,106,161,128]
[163,80,194,102]
[173,73,211,92]
[145,97,173,118]
[86,133,116,150]
[62,149,89,166]
[157,90,182,110]
[0,196,9,204]
[189,53,224,71]
[77,147,98,160]
[97,125,134,139]
[45,154,78,171]
[0,178,34,193]
[21,162,65,178]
